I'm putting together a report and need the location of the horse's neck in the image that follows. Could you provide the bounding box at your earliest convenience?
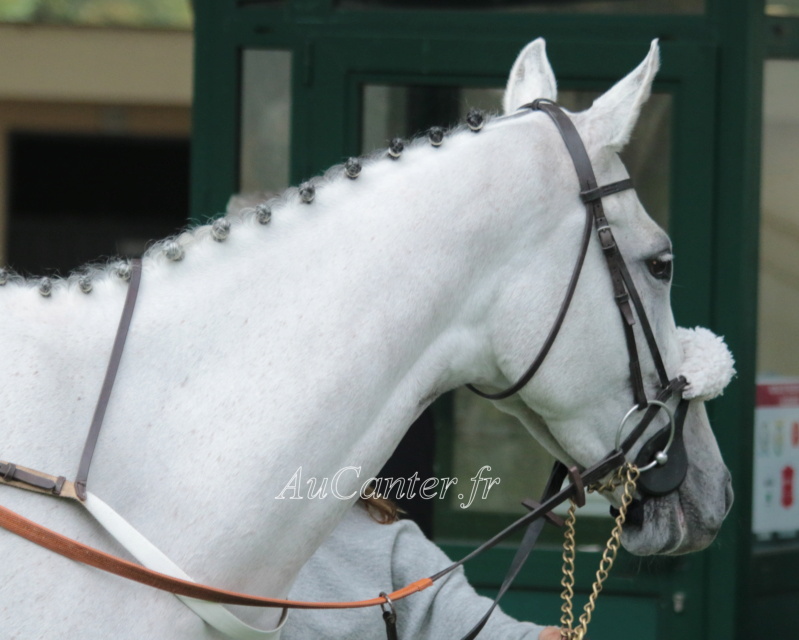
[180,145,512,473]
[0,121,551,604]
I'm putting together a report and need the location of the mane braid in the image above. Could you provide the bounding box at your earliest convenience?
[0,113,497,297]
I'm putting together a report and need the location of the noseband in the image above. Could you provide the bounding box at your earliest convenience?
[468,99,690,499]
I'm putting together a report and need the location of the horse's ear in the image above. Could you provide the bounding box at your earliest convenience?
[586,39,660,151]
[503,38,557,114]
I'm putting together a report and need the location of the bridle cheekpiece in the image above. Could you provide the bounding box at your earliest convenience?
[468,98,691,497]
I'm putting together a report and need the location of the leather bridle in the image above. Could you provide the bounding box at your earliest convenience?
[469,99,690,500]
[446,99,694,639]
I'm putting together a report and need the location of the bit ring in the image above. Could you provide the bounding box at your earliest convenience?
[615,399,676,472]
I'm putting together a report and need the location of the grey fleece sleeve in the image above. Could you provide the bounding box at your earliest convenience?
[282,505,548,639]
[388,515,544,639]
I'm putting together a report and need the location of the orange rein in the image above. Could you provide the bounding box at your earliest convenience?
[0,503,433,610]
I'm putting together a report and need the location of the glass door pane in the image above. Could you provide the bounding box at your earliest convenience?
[758,60,799,379]
[752,60,799,540]
[753,60,799,541]
[239,50,292,197]
[767,0,799,15]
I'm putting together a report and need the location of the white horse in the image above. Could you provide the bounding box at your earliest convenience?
[0,39,732,638]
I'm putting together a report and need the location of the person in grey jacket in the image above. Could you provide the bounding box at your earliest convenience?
[282,503,560,639]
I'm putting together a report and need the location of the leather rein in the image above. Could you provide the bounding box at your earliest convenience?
[0,101,691,639]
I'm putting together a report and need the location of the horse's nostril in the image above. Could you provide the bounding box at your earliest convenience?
[724,475,735,515]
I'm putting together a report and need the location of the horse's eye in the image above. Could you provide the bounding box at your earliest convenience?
[647,258,672,281]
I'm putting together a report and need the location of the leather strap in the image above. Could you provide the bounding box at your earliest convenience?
[0,449,628,621]
[380,592,399,640]
[82,492,288,639]
[382,611,398,640]
[428,449,626,584]
[0,501,434,610]
[457,462,568,640]
[580,179,633,203]
[0,430,635,630]
[467,101,641,404]
[467,202,594,400]
[76,259,142,501]
[616,256,670,388]
[531,100,649,409]
[0,448,626,620]
[0,461,73,498]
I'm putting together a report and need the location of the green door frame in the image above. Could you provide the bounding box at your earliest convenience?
[190,1,768,638]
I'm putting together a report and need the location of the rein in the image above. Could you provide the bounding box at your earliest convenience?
[0,101,691,640]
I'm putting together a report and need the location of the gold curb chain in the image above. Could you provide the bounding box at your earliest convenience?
[559,463,640,640]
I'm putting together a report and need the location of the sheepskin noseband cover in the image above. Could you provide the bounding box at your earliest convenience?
[676,326,736,401]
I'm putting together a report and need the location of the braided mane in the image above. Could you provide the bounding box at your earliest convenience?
[0,117,492,297]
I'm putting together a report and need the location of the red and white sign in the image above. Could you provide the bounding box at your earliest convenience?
[753,378,799,539]
[756,382,799,408]
[782,466,795,509]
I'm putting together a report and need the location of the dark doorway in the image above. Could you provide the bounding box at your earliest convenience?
[6,132,190,276]
[376,408,437,536]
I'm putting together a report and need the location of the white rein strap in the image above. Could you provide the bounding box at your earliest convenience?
[82,492,288,640]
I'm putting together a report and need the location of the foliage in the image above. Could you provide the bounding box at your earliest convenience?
[0,0,193,29]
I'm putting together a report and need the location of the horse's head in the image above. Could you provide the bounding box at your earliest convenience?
[475,39,733,555]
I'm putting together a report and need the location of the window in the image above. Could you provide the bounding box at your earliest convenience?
[239,50,293,197]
